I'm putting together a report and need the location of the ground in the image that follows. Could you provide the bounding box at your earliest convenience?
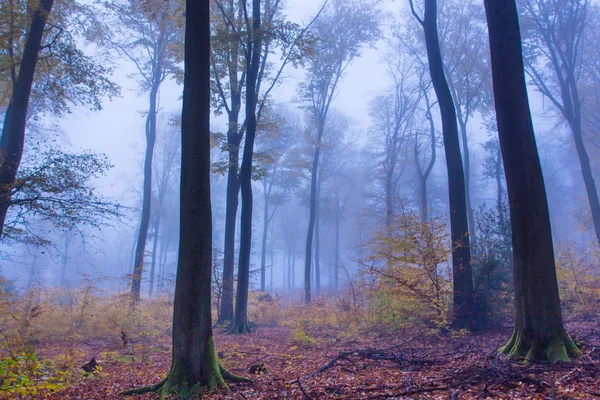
[32,318,600,399]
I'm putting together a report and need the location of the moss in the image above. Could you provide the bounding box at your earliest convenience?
[500,329,581,363]
[229,324,251,334]
[120,336,250,398]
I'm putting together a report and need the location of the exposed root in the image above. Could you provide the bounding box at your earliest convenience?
[229,324,251,335]
[120,377,166,396]
[500,329,581,362]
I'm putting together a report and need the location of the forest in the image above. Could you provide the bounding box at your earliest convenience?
[1,0,600,398]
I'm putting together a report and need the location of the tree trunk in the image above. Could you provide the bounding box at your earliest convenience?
[419,0,474,330]
[149,214,161,297]
[260,181,269,291]
[131,80,160,302]
[314,176,321,297]
[61,233,70,286]
[458,118,477,251]
[0,0,54,237]
[122,3,247,395]
[570,118,600,246]
[219,144,240,324]
[304,143,320,304]
[484,0,579,362]
[334,196,340,292]
[232,0,262,334]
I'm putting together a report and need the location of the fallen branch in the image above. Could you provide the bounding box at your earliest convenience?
[365,386,450,399]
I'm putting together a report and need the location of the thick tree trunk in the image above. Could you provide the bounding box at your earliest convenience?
[0,0,54,237]
[122,3,248,395]
[131,82,159,302]
[232,0,262,334]
[484,0,579,362]
[419,0,474,330]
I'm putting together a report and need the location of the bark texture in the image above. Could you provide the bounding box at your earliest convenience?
[413,0,475,330]
[484,0,579,362]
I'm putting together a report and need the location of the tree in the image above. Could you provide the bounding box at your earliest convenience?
[439,0,491,249]
[149,117,181,297]
[484,0,580,361]
[105,0,184,302]
[300,0,381,303]
[409,0,475,330]
[0,0,55,237]
[121,0,248,395]
[256,110,297,291]
[2,147,123,248]
[0,0,119,237]
[368,50,420,228]
[211,0,319,325]
[518,0,600,246]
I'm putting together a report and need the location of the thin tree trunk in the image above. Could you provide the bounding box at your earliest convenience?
[314,176,321,297]
[233,0,262,334]
[0,0,55,237]
[458,118,477,251]
[484,0,579,362]
[61,233,70,286]
[304,122,323,303]
[149,214,161,297]
[131,81,160,302]
[413,0,475,330]
[334,194,340,292]
[260,180,269,291]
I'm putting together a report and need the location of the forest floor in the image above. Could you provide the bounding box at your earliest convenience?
[37,318,600,399]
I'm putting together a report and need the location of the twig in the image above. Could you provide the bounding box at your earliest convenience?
[295,378,312,400]
[366,386,450,399]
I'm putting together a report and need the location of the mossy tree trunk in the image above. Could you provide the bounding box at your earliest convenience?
[484,0,580,362]
[121,1,248,396]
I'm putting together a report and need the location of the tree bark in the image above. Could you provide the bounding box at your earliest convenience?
[232,0,262,334]
[415,0,475,330]
[484,0,580,362]
[149,214,160,297]
[304,141,321,303]
[131,79,160,302]
[121,2,248,395]
[0,0,54,237]
[314,175,321,296]
[260,180,269,291]
[458,118,477,251]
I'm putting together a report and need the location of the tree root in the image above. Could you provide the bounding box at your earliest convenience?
[499,329,581,362]
[120,377,166,396]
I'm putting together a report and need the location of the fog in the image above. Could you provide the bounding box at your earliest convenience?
[1,0,598,307]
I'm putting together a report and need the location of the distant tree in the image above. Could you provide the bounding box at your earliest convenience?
[484,0,580,361]
[121,0,249,395]
[300,0,381,303]
[149,118,181,297]
[439,0,492,249]
[518,0,600,246]
[369,50,420,228]
[211,0,319,326]
[409,0,475,330]
[413,67,437,223]
[255,110,298,291]
[105,0,184,301]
